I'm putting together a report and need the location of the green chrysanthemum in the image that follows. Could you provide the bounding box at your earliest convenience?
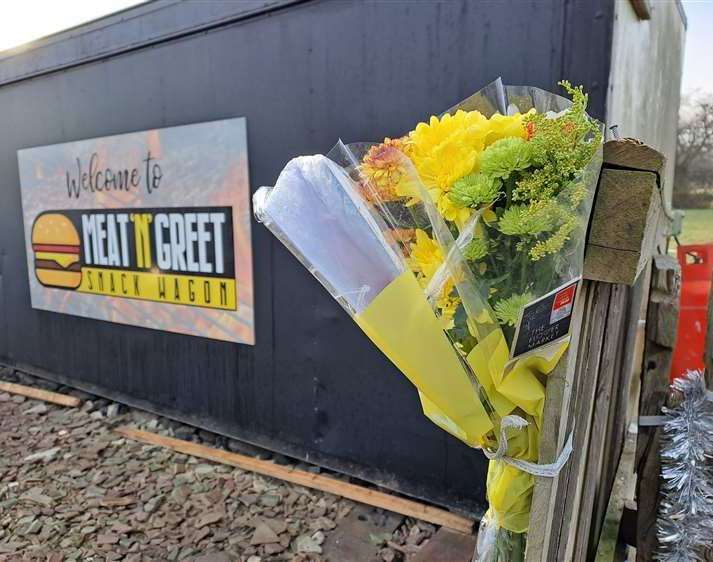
[497,202,554,236]
[479,137,532,180]
[494,292,533,327]
[449,173,501,209]
[463,236,489,261]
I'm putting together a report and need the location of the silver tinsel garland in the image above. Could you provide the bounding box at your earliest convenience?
[656,370,713,561]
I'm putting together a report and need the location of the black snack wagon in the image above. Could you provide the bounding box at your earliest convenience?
[0,0,684,519]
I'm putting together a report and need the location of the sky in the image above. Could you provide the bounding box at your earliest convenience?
[0,0,709,96]
[0,0,145,53]
[681,0,713,95]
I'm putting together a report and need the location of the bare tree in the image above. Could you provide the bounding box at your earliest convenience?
[674,95,713,208]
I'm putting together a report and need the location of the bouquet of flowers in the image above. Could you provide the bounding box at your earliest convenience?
[254,79,602,561]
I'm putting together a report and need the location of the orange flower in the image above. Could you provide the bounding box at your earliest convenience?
[360,138,415,203]
[525,121,536,141]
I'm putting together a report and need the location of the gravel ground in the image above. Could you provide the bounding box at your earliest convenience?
[0,370,437,562]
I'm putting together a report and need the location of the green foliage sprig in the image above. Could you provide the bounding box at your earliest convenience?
[515,81,602,203]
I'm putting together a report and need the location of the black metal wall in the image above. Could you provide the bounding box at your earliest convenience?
[0,0,614,514]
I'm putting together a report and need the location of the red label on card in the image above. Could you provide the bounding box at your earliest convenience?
[550,284,576,324]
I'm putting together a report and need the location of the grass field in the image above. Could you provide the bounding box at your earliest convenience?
[678,208,713,245]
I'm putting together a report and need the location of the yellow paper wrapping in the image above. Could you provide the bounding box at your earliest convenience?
[466,329,515,418]
[354,269,570,534]
[485,419,539,533]
[473,334,568,534]
[416,328,568,533]
[467,331,568,426]
[354,270,494,444]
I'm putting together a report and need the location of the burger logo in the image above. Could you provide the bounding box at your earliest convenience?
[27,207,238,311]
[31,213,82,289]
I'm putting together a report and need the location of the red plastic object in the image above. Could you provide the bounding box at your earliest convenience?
[670,243,713,381]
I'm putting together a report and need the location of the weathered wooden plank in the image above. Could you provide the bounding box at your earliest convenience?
[646,256,679,359]
[0,380,81,408]
[634,351,670,561]
[116,427,475,534]
[603,139,663,175]
[554,283,612,561]
[628,0,652,21]
[584,168,662,285]
[584,139,666,285]
[588,170,660,254]
[585,246,646,286]
[594,425,638,562]
[572,283,629,561]
[524,282,593,562]
[524,283,607,561]
[591,264,652,556]
[635,256,680,561]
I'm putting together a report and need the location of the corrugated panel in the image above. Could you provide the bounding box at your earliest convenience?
[0,0,304,86]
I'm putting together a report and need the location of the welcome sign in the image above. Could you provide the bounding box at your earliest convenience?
[18,118,254,344]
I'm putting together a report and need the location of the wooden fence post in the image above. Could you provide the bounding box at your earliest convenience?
[523,139,669,562]
[635,254,680,561]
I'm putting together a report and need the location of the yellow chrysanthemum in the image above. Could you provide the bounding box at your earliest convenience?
[406,229,461,329]
[410,112,490,186]
[482,208,498,224]
[411,111,488,157]
[411,132,483,190]
[483,112,530,147]
[407,229,443,280]
[436,190,472,227]
[408,111,491,217]
[406,110,531,227]
[436,278,460,330]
